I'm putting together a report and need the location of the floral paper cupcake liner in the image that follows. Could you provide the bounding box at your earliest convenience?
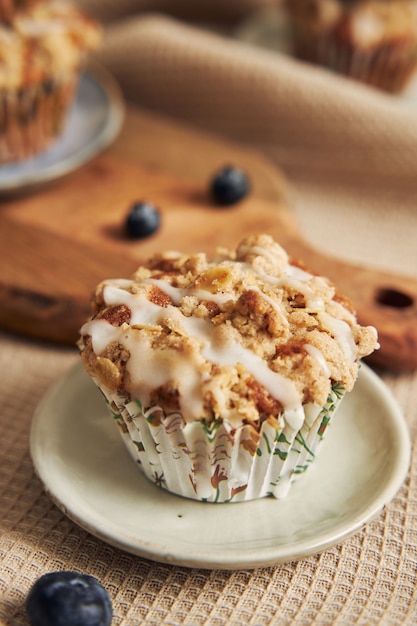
[97,382,346,503]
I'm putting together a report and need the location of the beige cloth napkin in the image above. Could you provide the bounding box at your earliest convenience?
[74,0,417,278]
[1,3,417,625]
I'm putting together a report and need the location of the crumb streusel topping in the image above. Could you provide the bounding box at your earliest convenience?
[0,0,101,89]
[79,234,378,433]
[287,0,417,47]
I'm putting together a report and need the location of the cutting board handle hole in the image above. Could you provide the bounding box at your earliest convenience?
[375,288,414,309]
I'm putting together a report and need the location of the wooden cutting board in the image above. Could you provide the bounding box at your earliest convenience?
[0,105,416,371]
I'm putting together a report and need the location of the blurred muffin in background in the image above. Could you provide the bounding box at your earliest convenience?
[285,0,417,93]
[0,1,101,163]
[0,0,44,22]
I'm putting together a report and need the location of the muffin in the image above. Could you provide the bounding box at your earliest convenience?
[285,0,417,93]
[0,1,101,163]
[78,234,378,503]
[0,0,43,22]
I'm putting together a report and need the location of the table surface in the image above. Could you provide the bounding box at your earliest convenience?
[1,107,416,626]
[1,331,416,625]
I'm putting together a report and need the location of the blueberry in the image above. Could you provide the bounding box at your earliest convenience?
[26,571,112,626]
[210,165,250,206]
[125,201,161,239]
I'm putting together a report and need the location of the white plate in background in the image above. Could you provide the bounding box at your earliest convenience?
[0,64,124,195]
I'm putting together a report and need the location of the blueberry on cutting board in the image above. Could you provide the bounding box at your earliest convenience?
[210,165,251,206]
[125,201,161,239]
[26,571,112,626]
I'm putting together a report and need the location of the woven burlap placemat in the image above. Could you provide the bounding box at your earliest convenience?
[1,2,417,624]
[0,331,416,624]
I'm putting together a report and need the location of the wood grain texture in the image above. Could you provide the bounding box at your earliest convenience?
[0,105,416,370]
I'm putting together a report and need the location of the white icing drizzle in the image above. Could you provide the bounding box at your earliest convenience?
[286,264,313,281]
[244,244,287,266]
[193,289,234,305]
[144,278,185,305]
[144,278,234,306]
[304,344,331,378]
[82,284,303,420]
[102,286,160,326]
[246,258,326,312]
[80,318,119,355]
[318,312,357,361]
[351,11,383,47]
[246,285,289,329]
[124,330,208,421]
[146,276,294,319]
[261,274,325,312]
[82,247,361,426]
[249,256,358,363]
[282,407,305,433]
[201,330,300,410]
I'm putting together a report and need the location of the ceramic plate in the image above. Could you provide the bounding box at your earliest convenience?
[0,64,124,195]
[30,363,410,570]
